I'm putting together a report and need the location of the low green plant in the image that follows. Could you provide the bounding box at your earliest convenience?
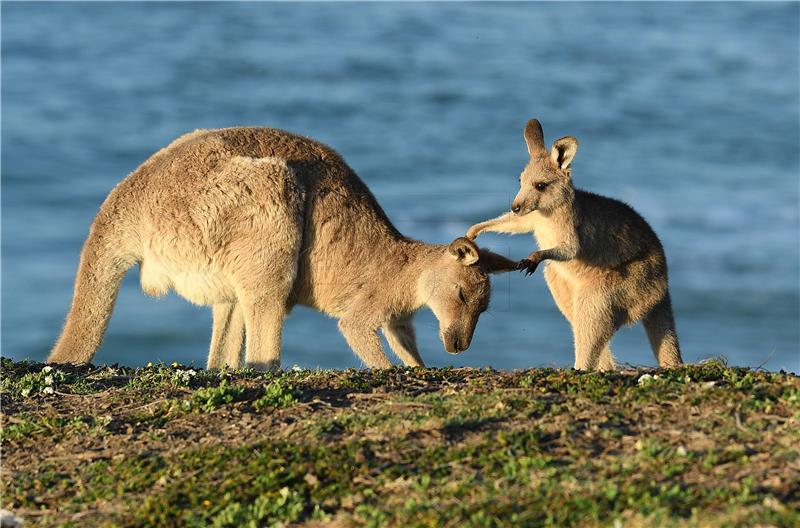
[254,380,297,410]
[182,380,247,412]
[1,365,64,397]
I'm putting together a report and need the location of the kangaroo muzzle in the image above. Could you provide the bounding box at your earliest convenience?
[444,334,471,354]
[441,323,476,355]
[511,190,536,216]
[511,199,531,216]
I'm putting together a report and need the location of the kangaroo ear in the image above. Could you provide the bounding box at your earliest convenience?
[551,136,578,170]
[524,119,546,156]
[448,237,480,266]
[479,250,518,274]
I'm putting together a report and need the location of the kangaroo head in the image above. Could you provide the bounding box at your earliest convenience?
[421,237,517,355]
[511,119,577,216]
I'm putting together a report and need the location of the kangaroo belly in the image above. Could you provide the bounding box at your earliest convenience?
[140,256,236,305]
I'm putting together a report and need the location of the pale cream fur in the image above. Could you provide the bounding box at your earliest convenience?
[467,119,683,371]
[49,127,517,370]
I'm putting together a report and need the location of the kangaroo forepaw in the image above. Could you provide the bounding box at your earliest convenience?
[517,258,540,276]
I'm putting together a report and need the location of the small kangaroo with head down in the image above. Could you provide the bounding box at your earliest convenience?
[467,119,682,371]
[49,127,517,370]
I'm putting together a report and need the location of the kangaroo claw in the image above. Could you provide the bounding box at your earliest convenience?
[517,258,539,276]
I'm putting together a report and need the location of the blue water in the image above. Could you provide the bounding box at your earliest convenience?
[2,2,798,372]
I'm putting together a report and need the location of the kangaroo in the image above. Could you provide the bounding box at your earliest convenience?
[48,127,517,370]
[467,119,683,371]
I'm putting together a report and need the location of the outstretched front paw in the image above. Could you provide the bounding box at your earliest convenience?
[517,257,540,276]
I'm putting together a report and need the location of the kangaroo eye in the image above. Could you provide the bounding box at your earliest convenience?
[458,289,467,304]
[535,182,548,191]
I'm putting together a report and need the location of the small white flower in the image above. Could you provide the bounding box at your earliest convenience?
[676,446,687,456]
[43,386,54,395]
[41,366,53,373]
[44,376,54,386]
[637,374,654,386]
[186,369,196,377]
[291,365,302,372]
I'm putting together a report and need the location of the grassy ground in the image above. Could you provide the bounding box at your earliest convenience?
[1,358,798,527]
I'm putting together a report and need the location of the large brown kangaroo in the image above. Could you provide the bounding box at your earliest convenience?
[49,127,517,370]
[468,119,682,371]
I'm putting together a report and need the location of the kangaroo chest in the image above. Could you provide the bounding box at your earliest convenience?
[531,213,584,284]
[531,214,563,250]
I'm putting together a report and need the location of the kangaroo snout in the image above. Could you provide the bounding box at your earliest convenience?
[445,337,467,355]
[511,187,534,215]
[512,198,532,215]
[442,328,473,355]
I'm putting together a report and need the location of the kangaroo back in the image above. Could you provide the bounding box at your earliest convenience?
[49,216,135,364]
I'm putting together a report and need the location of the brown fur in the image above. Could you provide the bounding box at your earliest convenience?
[467,119,683,370]
[49,128,517,370]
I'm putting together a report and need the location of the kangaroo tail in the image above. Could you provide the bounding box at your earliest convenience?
[642,292,683,368]
[49,220,135,364]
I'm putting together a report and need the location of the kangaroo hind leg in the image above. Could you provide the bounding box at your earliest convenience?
[597,344,616,371]
[571,293,617,371]
[225,157,305,371]
[240,298,290,372]
[234,237,301,372]
[207,303,245,369]
[545,267,616,369]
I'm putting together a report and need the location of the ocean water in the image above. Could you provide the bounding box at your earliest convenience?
[2,2,798,372]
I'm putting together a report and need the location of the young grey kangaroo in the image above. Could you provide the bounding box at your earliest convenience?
[467,119,682,371]
[49,127,517,370]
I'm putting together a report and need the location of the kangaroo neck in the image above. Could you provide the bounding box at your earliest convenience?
[363,238,444,315]
[532,188,578,249]
[394,240,448,313]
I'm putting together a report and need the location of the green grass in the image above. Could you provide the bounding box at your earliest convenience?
[1,358,798,527]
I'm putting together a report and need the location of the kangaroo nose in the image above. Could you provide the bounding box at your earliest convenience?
[511,203,521,214]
